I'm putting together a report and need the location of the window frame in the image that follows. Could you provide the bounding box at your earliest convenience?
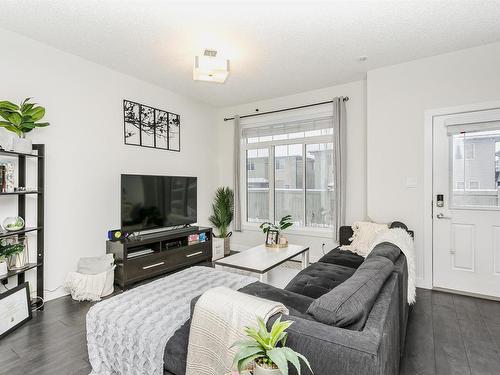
[241,134,334,234]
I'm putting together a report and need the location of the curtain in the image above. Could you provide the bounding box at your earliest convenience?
[333,97,347,241]
[233,115,242,231]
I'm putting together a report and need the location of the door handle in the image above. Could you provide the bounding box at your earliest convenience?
[186,251,203,258]
[436,213,452,219]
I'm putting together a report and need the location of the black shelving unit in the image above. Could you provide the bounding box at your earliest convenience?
[0,144,44,306]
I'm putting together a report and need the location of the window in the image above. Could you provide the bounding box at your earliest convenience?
[242,112,335,229]
[451,130,500,207]
[246,148,269,223]
[454,143,475,160]
[468,180,480,190]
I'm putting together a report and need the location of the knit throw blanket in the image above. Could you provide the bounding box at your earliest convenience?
[186,286,289,375]
[369,228,417,304]
[86,267,257,375]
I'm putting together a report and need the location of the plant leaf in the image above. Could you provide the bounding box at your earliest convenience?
[8,112,21,126]
[0,101,19,111]
[295,351,313,373]
[27,106,45,121]
[230,339,261,349]
[282,347,302,375]
[267,348,289,375]
[0,122,22,135]
[35,122,50,127]
[269,318,293,347]
[233,346,264,366]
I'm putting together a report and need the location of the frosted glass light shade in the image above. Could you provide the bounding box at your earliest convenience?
[193,55,230,83]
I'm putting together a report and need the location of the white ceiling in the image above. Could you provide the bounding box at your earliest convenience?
[1,1,500,107]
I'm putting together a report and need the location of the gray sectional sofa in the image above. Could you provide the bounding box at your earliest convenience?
[163,222,411,375]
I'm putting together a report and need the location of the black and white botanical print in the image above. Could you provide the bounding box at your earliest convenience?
[140,105,155,147]
[124,101,140,145]
[169,113,180,151]
[123,100,180,151]
[155,109,169,149]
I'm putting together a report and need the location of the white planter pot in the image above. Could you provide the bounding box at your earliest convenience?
[253,363,281,375]
[12,137,32,154]
[0,261,7,276]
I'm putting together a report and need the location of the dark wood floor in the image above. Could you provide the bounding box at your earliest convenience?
[400,289,500,375]
[1,288,500,375]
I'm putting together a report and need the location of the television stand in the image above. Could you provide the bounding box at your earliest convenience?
[107,226,212,290]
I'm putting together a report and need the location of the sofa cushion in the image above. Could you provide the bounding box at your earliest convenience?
[306,256,394,330]
[366,242,401,263]
[284,262,356,299]
[318,247,365,269]
[239,281,315,318]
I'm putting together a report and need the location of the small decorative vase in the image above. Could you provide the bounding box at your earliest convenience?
[253,363,281,375]
[3,216,25,232]
[12,136,32,154]
[7,248,29,270]
[0,260,7,276]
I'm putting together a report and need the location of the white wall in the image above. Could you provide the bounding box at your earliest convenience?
[216,80,367,261]
[0,29,218,300]
[367,42,500,287]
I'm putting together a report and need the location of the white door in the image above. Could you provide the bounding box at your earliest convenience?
[433,107,500,298]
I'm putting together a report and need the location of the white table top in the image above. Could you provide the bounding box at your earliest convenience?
[214,244,309,274]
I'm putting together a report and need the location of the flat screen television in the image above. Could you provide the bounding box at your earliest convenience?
[121,174,197,232]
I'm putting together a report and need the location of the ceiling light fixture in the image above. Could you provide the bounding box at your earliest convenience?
[193,49,230,83]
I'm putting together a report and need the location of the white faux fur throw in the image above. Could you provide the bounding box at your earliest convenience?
[186,286,289,375]
[369,228,416,304]
[341,221,389,257]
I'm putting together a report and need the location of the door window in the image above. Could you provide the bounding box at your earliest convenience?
[451,130,500,207]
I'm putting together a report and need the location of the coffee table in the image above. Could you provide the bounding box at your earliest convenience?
[214,244,310,282]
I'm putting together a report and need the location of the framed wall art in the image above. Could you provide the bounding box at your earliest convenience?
[123,99,180,151]
[0,282,32,339]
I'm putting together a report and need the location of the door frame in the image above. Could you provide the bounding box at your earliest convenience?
[423,100,500,290]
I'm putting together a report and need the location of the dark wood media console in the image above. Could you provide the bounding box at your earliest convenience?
[106,226,212,289]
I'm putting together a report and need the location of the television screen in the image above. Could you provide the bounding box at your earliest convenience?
[121,174,197,232]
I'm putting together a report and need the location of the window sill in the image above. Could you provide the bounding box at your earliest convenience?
[241,223,334,239]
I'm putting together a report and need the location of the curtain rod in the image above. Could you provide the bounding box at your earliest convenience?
[223,97,349,122]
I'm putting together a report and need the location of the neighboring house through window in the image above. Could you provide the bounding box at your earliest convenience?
[242,110,335,229]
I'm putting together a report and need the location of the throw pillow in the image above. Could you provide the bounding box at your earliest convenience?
[306,255,394,330]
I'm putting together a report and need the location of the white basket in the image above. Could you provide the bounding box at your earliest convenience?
[212,237,225,261]
[101,266,115,297]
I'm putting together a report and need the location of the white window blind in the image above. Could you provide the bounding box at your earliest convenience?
[242,116,333,139]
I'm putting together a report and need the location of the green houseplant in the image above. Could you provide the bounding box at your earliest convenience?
[0,98,50,153]
[209,186,234,256]
[260,215,294,247]
[232,316,312,375]
[0,241,25,273]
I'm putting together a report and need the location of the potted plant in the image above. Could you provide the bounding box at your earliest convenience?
[260,215,293,248]
[0,240,26,271]
[209,187,234,256]
[232,316,312,375]
[0,98,50,153]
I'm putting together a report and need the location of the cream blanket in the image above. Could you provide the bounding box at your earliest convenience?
[186,286,289,375]
[369,228,416,304]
